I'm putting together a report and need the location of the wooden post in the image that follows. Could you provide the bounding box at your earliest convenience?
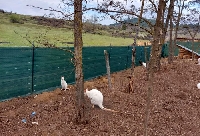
[104,50,112,90]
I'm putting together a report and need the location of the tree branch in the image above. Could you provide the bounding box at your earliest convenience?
[84,7,154,28]
[27,5,74,18]
[148,0,158,12]
[108,14,153,35]
[14,30,75,60]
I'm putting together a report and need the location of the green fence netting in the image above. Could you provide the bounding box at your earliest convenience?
[0,46,133,101]
[0,44,175,101]
[0,48,33,100]
[134,43,171,66]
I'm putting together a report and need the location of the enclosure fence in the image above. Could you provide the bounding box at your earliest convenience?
[0,44,170,101]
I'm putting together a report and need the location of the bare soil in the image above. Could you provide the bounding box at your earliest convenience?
[0,58,200,136]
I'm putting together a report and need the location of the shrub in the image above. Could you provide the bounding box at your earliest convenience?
[0,9,5,13]
[10,14,21,23]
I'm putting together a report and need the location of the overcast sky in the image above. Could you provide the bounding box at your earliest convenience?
[0,0,60,17]
[0,0,121,25]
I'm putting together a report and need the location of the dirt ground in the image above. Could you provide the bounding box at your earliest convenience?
[0,58,200,136]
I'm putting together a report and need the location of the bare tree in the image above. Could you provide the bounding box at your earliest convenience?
[168,13,174,63]
[143,1,168,135]
[83,1,175,135]
[87,0,174,72]
[74,0,88,124]
[131,0,145,76]
[181,5,200,60]
[169,0,185,63]
[27,0,88,123]
[168,0,175,63]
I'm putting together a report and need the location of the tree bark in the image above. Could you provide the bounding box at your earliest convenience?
[74,0,86,124]
[132,0,145,76]
[131,47,136,76]
[148,0,165,72]
[168,7,174,63]
[144,0,166,135]
[192,37,195,60]
[174,0,185,61]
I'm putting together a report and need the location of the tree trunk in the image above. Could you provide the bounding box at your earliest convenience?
[149,0,165,72]
[174,0,185,60]
[132,0,145,76]
[144,0,165,135]
[74,0,86,124]
[168,13,174,64]
[192,37,194,60]
[131,46,136,76]
[167,0,175,63]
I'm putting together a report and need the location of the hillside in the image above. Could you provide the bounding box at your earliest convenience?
[110,17,156,28]
[0,11,148,47]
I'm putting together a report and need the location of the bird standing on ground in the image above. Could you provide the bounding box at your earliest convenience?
[139,61,147,68]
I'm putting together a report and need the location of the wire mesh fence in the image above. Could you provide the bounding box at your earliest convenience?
[134,43,170,64]
[0,44,172,101]
[0,46,133,101]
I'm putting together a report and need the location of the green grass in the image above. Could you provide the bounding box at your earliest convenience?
[0,12,134,47]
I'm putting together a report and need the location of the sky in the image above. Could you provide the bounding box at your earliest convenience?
[1,0,198,25]
[0,0,144,25]
[0,0,118,25]
[0,0,61,17]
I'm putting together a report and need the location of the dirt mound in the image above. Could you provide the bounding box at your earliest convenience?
[0,59,200,135]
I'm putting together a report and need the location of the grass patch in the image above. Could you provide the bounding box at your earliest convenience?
[0,22,134,47]
[0,12,147,47]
